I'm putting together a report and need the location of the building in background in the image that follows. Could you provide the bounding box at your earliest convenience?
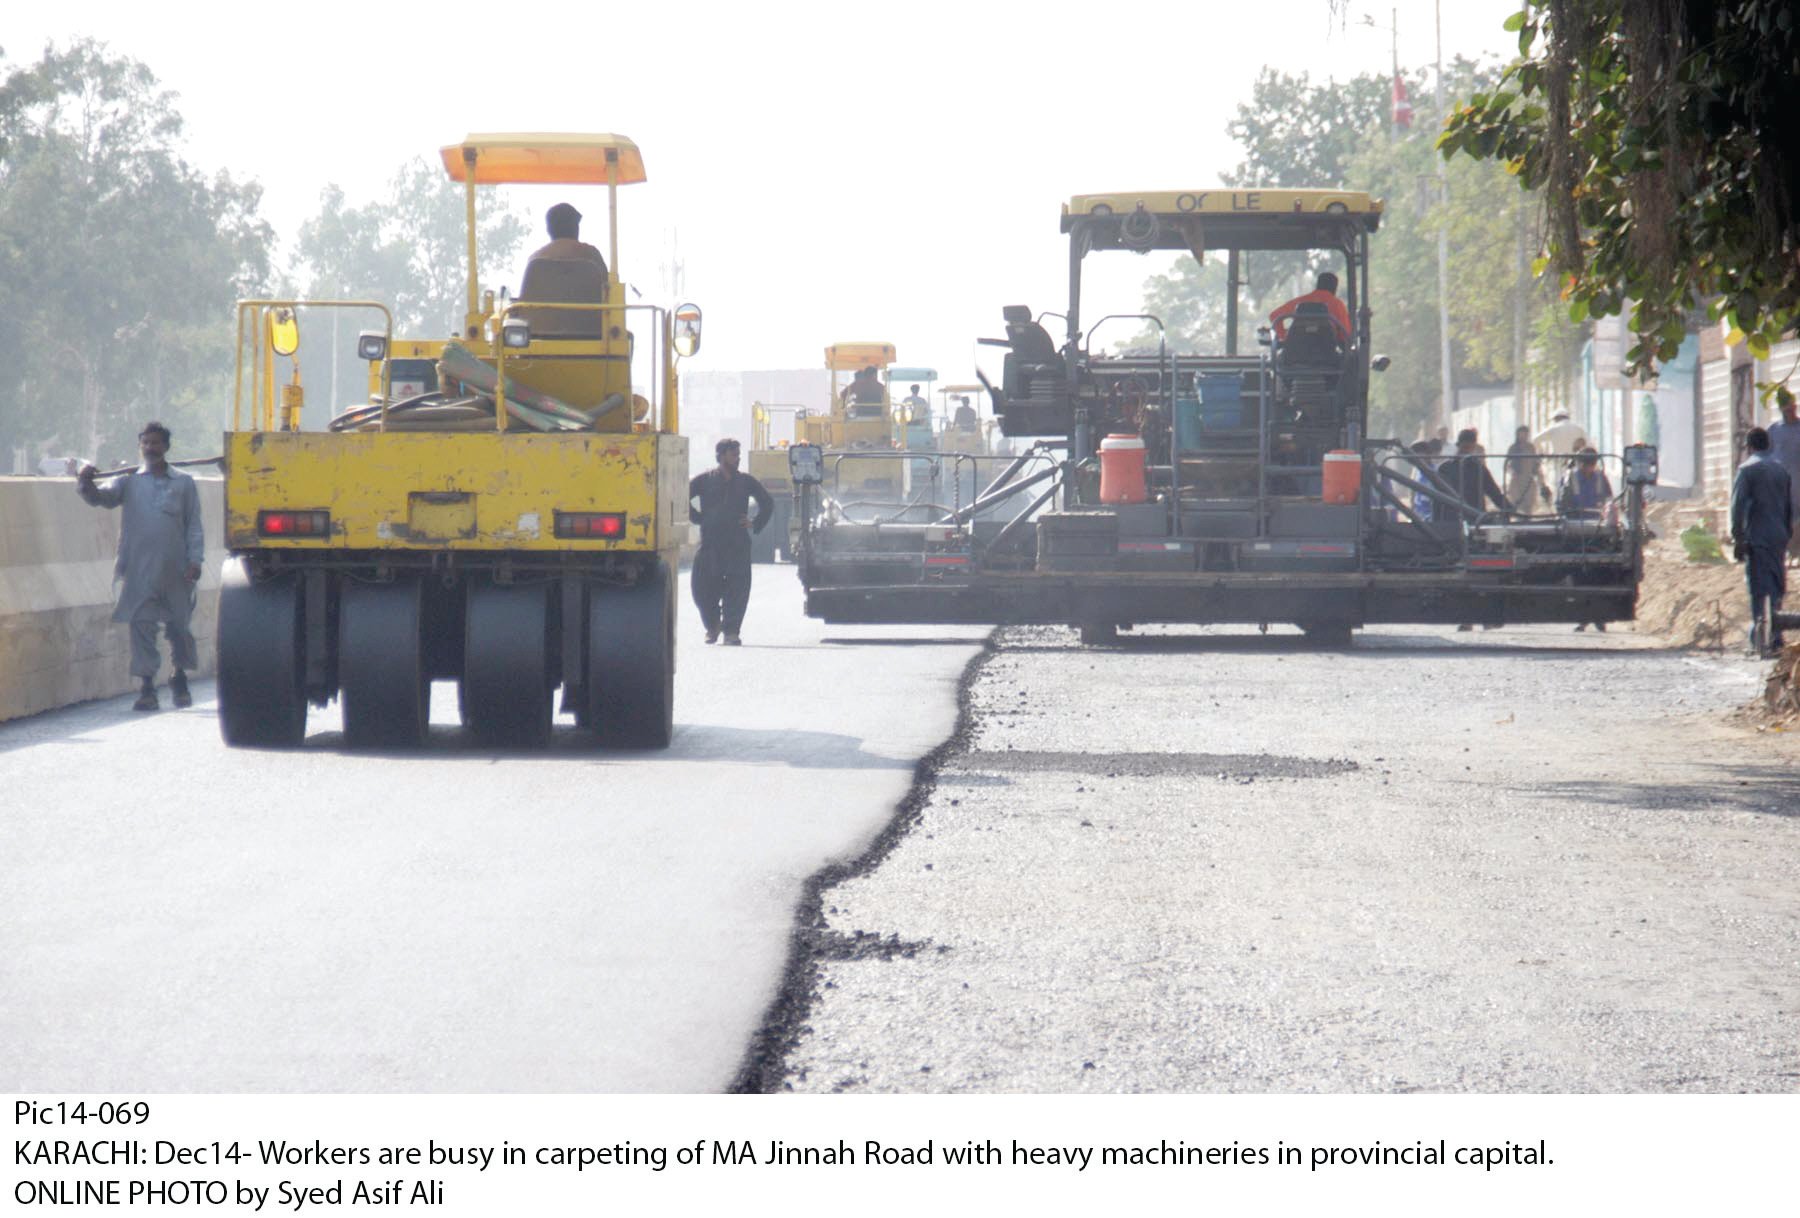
[679,369,829,463]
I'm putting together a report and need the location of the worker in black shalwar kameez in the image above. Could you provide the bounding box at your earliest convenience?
[689,438,774,645]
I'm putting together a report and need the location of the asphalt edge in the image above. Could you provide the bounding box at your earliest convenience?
[727,629,1000,1093]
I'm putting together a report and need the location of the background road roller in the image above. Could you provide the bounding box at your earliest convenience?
[217,133,698,750]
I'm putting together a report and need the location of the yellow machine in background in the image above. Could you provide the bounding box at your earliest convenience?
[746,402,807,563]
[937,383,990,454]
[217,133,699,750]
[795,341,902,506]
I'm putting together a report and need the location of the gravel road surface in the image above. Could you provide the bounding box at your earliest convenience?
[763,624,1800,1092]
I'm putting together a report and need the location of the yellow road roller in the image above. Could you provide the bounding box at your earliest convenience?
[217,133,698,750]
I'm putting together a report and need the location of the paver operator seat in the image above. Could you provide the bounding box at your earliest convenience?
[1274,300,1349,431]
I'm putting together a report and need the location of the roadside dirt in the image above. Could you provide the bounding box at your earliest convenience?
[1633,502,1745,650]
[1638,501,1800,726]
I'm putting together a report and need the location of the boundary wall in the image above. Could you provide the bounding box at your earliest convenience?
[0,476,223,723]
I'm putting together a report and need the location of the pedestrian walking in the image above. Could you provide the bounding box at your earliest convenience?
[76,421,205,711]
[688,438,774,646]
[1731,427,1795,653]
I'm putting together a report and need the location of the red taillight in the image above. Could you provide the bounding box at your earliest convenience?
[258,510,330,537]
[555,511,626,540]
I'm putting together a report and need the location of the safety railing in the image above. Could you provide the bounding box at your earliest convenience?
[232,300,393,432]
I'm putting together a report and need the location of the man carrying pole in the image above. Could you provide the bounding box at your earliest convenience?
[76,422,205,711]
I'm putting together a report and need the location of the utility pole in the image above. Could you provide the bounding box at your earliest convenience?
[1513,191,1530,429]
[1389,8,1400,138]
[1435,0,1454,434]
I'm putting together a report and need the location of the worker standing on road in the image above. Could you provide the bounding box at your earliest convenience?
[689,438,774,646]
[1731,427,1795,653]
[1534,410,1585,455]
[1765,392,1800,561]
[1445,428,1513,516]
[1504,425,1551,510]
[76,422,204,712]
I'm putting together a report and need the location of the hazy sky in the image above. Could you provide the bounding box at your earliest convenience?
[7,0,1517,382]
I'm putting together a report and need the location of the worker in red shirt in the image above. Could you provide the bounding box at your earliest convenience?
[1269,270,1352,343]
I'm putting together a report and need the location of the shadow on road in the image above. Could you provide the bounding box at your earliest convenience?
[820,635,993,648]
[284,722,909,770]
[673,723,914,770]
[999,631,1654,660]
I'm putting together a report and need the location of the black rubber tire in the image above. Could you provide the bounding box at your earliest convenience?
[217,560,308,748]
[1077,620,1118,645]
[338,578,429,748]
[586,559,674,748]
[1300,623,1355,648]
[461,580,554,748]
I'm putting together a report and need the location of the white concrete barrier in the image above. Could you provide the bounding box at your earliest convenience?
[0,476,224,722]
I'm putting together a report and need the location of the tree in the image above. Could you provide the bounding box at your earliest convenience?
[1134,70,1398,356]
[1439,1,1800,389]
[0,40,271,463]
[291,158,529,421]
[1136,60,1574,440]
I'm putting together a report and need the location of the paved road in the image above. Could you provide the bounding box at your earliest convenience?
[770,624,1800,1092]
[0,569,986,1091]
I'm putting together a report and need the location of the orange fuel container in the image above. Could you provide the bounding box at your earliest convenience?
[1099,434,1148,503]
[1321,450,1361,505]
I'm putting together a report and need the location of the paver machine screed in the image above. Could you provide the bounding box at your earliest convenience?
[217,133,699,749]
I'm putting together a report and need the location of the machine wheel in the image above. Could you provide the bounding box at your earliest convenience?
[586,559,674,748]
[1300,622,1355,648]
[338,577,429,748]
[217,561,308,747]
[1078,619,1118,646]
[461,580,554,747]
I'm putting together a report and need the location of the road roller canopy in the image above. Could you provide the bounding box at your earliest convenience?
[440,133,647,185]
[825,342,897,371]
[1062,189,1382,251]
[888,366,937,383]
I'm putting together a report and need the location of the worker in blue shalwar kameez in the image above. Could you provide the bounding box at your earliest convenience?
[77,421,204,711]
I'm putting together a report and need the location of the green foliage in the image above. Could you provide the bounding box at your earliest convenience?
[0,40,271,463]
[292,159,530,420]
[1439,1,1800,386]
[1138,59,1566,441]
[1679,523,1725,564]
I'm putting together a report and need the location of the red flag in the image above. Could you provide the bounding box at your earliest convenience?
[1392,75,1414,130]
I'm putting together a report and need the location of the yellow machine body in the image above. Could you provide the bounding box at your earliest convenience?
[216,133,698,751]
[225,430,687,553]
[795,341,903,496]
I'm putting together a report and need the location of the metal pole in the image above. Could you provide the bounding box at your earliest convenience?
[1514,191,1530,429]
[462,148,479,338]
[1391,7,1400,140]
[1225,248,1240,355]
[1435,0,1454,437]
